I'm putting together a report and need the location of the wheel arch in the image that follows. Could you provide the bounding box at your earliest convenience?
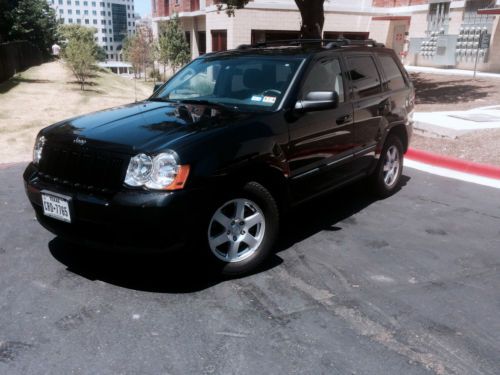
[386,123,409,152]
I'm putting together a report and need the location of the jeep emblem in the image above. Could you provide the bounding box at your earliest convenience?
[73,137,87,146]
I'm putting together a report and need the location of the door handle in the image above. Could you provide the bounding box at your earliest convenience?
[336,114,352,125]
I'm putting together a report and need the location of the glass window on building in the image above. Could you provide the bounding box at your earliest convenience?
[102,28,106,33]
[92,2,96,6]
[67,0,71,4]
[92,10,96,15]
[68,9,72,14]
[211,30,227,52]
[84,10,88,15]
[93,19,97,24]
[101,11,105,15]
[110,46,113,50]
[76,9,80,14]
[77,19,81,24]
[83,1,88,5]
[100,2,105,6]
[68,18,73,23]
[103,37,107,42]
[75,0,79,5]
[427,2,450,34]
[85,19,89,24]
[59,9,63,14]
[58,0,63,4]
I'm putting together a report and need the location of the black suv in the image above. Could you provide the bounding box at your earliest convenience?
[24,39,414,276]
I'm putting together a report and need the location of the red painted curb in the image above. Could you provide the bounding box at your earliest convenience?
[406,148,500,180]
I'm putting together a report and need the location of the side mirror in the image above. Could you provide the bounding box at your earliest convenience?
[295,91,339,112]
[153,82,164,93]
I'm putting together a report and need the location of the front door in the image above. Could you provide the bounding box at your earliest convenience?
[287,55,355,202]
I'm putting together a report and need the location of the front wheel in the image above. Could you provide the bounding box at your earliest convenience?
[206,182,279,276]
[371,135,404,198]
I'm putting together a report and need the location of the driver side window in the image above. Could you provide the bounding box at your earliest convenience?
[301,58,344,103]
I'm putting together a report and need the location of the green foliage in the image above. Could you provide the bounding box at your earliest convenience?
[59,25,99,90]
[159,14,191,74]
[8,0,58,55]
[0,0,19,42]
[123,25,154,80]
[216,0,325,38]
[215,0,249,16]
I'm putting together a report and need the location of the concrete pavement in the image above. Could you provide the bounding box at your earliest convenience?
[1,163,500,374]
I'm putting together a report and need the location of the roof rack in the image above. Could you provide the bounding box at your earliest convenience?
[236,38,385,50]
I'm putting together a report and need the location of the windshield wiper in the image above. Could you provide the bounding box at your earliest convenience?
[147,97,176,103]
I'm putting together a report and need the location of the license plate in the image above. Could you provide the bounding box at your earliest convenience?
[41,191,72,223]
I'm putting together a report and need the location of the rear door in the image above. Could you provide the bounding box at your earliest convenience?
[287,54,355,201]
[344,53,386,172]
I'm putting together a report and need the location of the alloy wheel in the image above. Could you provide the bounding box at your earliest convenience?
[208,198,266,263]
[383,145,400,187]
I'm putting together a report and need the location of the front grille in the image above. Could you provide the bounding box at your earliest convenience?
[38,143,128,192]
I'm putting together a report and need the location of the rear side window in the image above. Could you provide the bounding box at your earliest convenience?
[346,56,381,98]
[378,54,407,91]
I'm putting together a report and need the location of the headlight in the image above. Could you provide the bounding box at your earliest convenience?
[124,151,190,190]
[124,153,153,186]
[33,135,45,165]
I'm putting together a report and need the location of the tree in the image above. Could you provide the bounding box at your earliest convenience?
[0,0,19,43]
[8,0,58,55]
[217,0,325,39]
[123,24,154,80]
[59,25,98,90]
[159,14,191,74]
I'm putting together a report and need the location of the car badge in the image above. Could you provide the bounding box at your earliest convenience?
[74,137,87,146]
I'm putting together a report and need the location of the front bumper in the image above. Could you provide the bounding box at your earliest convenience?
[23,163,203,252]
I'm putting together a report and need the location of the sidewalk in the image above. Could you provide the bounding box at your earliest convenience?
[405,65,500,79]
[414,105,500,138]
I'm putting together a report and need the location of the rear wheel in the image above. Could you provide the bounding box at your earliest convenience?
[371,135,404,198]
[206,182,279,276]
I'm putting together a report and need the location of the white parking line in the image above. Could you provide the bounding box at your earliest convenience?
[405,159,500,189]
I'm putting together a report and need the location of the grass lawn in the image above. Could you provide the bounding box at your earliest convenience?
[0,61,154,163]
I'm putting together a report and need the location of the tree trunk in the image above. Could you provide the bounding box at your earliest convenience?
[295,0,325,39]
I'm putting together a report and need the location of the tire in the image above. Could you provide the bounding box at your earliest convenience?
[205,181,279,277]
[371,135,404,198]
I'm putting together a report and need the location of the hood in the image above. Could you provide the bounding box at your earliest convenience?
[42,100,251,154]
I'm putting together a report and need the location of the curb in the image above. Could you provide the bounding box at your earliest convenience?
[406,148,500,180]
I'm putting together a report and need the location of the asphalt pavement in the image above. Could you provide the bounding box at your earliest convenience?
[1,163,500,375]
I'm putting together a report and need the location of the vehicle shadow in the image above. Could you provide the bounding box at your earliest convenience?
[49,175,410,294]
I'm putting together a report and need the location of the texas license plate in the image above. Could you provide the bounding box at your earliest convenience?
[41,191,72,223]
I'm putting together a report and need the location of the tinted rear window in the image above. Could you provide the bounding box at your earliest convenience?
[346,56,381,98]
[378,54,407,91]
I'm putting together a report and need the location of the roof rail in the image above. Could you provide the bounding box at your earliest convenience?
[236,38,385,50]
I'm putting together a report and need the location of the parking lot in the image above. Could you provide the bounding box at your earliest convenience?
[1,163,500,374]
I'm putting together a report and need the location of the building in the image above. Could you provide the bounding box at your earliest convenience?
[48,0,137,61]
[151,0,500,72]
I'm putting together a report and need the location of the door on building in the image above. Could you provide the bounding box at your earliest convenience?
[392,25,406,56]
[198,31,206,55]
[211,30,227,52]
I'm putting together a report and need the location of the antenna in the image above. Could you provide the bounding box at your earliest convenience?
[134,69,137,102]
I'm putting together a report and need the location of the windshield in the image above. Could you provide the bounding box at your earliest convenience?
[152,56,304,111]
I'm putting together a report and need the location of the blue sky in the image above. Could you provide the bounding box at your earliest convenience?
[135,0,151,17]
